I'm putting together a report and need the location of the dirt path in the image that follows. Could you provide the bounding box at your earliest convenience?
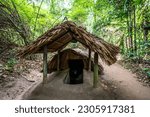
[103,63,150,99]
[2,61,150,100]
[19,63,150,100]
[23,70,116,100]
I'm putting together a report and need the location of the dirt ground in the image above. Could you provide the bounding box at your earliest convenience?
[22,70,117,100]
[0,69,42,100]
[22,63,150,100]
[1,61,150,100]
[103,63,150,100]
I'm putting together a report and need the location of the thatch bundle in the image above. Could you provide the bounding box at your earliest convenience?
[19,21,119,65]
[47,49,103,74]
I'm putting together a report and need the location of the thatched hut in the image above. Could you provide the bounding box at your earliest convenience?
[47,49,103,74]
[18,21,119,87]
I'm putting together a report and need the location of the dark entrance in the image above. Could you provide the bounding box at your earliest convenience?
[68,59,84,84]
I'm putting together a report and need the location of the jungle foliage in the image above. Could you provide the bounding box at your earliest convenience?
[0,0,149,62]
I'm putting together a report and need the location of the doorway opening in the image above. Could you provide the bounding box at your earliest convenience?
[67,59,84,84]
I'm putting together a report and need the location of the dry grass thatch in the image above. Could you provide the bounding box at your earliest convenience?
[47,49,103,74]
[19,21,119,65]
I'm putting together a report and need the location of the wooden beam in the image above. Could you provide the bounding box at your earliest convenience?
[72,35,89,48]
[52,38,72,52]
[88,48,91,71]
[57,50,60,71]
[54,41,62,44]
[43,45,48,84]
[93,52,98,88]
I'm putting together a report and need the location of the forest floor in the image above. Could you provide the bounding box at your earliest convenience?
[118,59,150,87]
[0,59,150,100]
[0,60,42,99]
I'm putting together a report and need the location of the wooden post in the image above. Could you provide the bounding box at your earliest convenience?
[43,45,47,84]
[93,52,98,88]
[88,49,91,71]
[57,50,60,71]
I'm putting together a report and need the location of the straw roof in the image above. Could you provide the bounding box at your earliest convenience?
[47,49,103,74]
[19,21,119,65]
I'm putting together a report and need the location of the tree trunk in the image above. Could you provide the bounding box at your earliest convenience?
[143,26,148,41]
[33,0,44,39]
[126,10,130,53]
[133,5,137,54]
[129,8,134,54]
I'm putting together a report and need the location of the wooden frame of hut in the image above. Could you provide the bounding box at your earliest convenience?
[19,21,119,88]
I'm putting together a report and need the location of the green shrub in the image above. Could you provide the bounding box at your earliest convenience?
[142,68,150,78]
[5,58,17,72]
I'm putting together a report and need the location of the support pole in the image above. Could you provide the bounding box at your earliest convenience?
[57,50,60,71]
[43,45,47,84]
[93,52,98,88]
[88,49,91,71]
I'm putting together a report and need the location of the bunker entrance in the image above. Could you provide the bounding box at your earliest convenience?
[66,59,84,84]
